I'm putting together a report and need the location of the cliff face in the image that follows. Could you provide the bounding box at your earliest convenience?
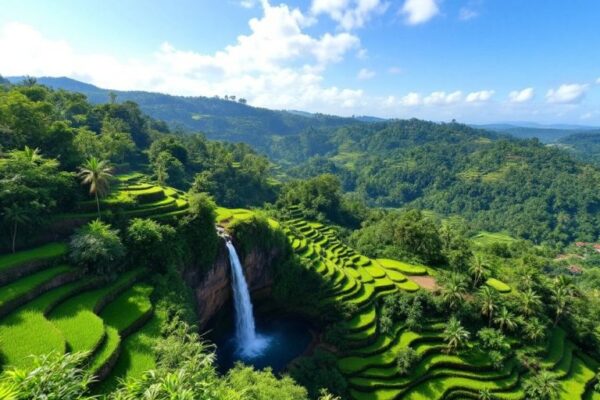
[193,240,277,328]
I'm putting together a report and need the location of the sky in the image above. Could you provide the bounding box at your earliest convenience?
[1,0,600,125]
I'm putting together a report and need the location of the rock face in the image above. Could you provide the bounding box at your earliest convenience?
[193,240,276,328]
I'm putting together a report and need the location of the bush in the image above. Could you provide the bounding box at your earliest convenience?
[0,351,94,400]
[69,220,125,276]
[290,350,347,399]
[396,347,420,376]
[126,218,179,272]
[179,193,219,272]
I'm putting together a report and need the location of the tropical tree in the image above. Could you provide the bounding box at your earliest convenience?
[442,317,470,354]
[523,370,560,400]
[524,318,546,343]
[15,146,43,164]
[78,157,113,219]
[469,255,489,288]
[520,288,542,317]
[551,286,571,327]
[2,204,31,253]
[478,388,494,400]
[494,307,518,332]
[441,273,468,310]
[478,286,498,326]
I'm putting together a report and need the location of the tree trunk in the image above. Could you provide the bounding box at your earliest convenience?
[11,221,17,253]
[488,310,493,327]
[95,191,101,220]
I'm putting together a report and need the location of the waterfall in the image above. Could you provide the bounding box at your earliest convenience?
[225,240,269,358]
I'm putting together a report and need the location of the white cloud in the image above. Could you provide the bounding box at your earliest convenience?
[400,0,439,25]
[465,90,494,103]
[0,2,364,113]
[424,90,462,105]
[508,87,535,103]
[356,48,368,59]
[239,0,257,8]
[401,92,422,106]
[459,7,478,20]
[357,68,375,80]
[388,66,403,74]
[311,0,389,30]
[596,77,600,84]
[546,83,588,104]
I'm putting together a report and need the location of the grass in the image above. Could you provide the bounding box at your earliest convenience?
[376,259,428,275]
[89,326,121,373]
[100,284,154,334]
[486,278,511,293]
[0,265,73,307]
[48,270,141,354]
[96,310,164,393]
[472,231,516,247]
[0,242,67,272]
[0,279,91,369]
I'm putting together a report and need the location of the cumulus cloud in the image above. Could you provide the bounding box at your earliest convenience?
[239,0,257,8]
[401,92,422,106]
[424,90,462,105]
[465,90,494,103]
[400,0,440,25]
[508,87,535,103]
[546,83,588,104]
[311,0,389,30]
[0,1,364,113]
[357,68,375,80]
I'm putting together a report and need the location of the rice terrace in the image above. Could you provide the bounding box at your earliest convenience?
[2,1,600,399]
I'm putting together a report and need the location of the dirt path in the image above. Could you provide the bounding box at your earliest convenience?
[408,275,438,291]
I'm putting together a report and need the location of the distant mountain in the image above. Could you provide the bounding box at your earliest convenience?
[554,130,600,165]
[474,123,600,143]
[7,76,363,151]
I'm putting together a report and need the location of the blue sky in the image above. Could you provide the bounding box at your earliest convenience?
[1,0,599,124]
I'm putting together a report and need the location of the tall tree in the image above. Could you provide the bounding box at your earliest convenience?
[494,307,517,332]
[78,157,113,219]
[441,274,468,311]
[442,317,470,354]
[2,204,30,253]
[478,286,498,326]
[469,255,489,288]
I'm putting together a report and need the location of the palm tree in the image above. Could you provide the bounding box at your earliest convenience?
[442,317,470,354]
[478,389,494,400]
[524,318,546,343]
[441,274,468,310]
[523,370,560,400]
[78,157,113,219]
[551,286,570,327]
[494,307,517,332]
[469,255,489,288]
[478,286,498,326]
[520,288,542,317]
[2,205,30,253]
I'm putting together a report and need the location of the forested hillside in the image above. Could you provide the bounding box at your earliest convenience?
[555,131,600,165]
[283,120,600,245]
[7,76,361,151]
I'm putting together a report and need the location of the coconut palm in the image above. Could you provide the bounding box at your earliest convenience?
[478,286,498,326]
[78,157,113,219]
[520,288,542,317]
[2,204,30,253]
[469,255,489,288]
[551,286,570,327]
[524,318,546,343]
[441,273,468,310]
[478,389,494,400]
[494,307,517,332]
[442,317,470,354]
[523,370,560,400]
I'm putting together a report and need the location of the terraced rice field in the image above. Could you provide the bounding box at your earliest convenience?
[281,205,600,400]
[0,241,160,388]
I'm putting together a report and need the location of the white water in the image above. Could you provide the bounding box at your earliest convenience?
[225,240,269,358]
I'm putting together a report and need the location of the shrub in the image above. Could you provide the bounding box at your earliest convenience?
[1,351,94,400]
[396,347,420,376]
[179,193,219,272]
[126,218,178,272]
[290,350,347,399]
[69,219,125,276]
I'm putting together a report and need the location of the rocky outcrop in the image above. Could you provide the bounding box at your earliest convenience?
[193,239,278,328]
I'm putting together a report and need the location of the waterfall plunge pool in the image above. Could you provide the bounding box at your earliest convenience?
[213,315,313,373]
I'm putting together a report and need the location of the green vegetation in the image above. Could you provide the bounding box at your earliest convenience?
[0,242,67,272]
[486,278,512,293]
